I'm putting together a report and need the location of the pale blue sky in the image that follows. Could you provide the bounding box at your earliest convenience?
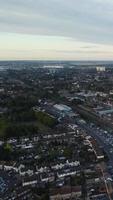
[0,0,113,60]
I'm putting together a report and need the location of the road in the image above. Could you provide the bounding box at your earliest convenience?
[76,120,113,199]
[77,122,113,164]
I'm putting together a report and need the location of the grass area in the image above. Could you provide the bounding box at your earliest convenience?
[37,121,50,132]
[35,110,57,127]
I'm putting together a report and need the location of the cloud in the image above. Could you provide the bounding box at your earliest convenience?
[0,0,113,45]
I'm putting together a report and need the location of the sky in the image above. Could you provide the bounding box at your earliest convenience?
[0,0,113,60]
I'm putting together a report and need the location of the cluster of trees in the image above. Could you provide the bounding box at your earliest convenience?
[7,96,38,122]
[0,116,39,139]
[5,123,38,138]
[0,93,58,139]
[8,110,36,122]
[8,95,38,110]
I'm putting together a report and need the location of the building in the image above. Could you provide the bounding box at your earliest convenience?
[50,186,82,200]
[96,67,106,72]
[53,104,72,117]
